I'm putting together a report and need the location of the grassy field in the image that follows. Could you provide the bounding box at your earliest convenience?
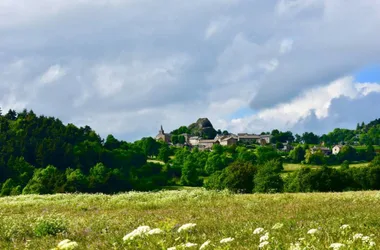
[283,162,370,172]
[1,190,379,249]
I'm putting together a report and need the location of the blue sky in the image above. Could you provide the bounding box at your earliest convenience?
[1,0,380,141]
[355,65,380,83]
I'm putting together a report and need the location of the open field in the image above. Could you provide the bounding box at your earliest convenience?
[283,163,370,172]
[1,190,380,249]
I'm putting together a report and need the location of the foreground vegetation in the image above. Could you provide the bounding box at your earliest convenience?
[1,189,379,249]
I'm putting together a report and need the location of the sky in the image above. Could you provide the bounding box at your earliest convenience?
[1,0,380,141]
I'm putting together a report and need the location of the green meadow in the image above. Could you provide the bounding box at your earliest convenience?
[1,189,379,249]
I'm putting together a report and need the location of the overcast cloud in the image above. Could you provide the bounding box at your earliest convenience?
[1,0,380,141]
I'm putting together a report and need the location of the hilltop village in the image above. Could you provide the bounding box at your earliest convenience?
[154,118,380,156]
[156,125,271,150]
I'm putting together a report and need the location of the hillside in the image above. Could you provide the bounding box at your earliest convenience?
[0,108,380,197]
[0,189,378,249]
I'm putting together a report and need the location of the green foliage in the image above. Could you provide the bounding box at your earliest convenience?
[305,149,326,165]
[301,132,320,144]
[254,160,283,193]
[22,165,65,194]
[0,107,379,196]
[256,146,281,164]
[33,216,67,237]
[170,126,191,135]
[157,143,170,163]
[270,130,294,143]
[289,145,306,163]
[204,160,256,193]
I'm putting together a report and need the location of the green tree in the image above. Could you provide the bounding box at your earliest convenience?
[221,160,257,193]
[64,168,88,192]
[157,143,171,163]
[22,165,65,194]
[181,154,201,186]
[289,145,305,163]
[254,160,284,193]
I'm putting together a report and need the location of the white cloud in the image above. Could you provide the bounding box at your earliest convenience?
[225,76,380,134]
[39,65,66,85]
[279,39,293,54]
[259,59,279,73]
[205,17,231,39]
[1,0,380,141]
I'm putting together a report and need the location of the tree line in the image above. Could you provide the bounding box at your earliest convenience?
[0,108,380,196]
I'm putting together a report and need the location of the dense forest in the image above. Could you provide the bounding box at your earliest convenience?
[0,108,380,196]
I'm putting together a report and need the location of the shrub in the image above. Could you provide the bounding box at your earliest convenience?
[33,216,67,237]
[254,160,284,193]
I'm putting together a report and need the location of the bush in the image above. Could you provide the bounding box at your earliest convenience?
[33,216,67,237]
[204,160,257,193]
[254,160,283,193]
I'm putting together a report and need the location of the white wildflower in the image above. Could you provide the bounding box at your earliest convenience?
[178,223,196,233]
[369,241,376,247]
[260,233,269,242]
[307,229,318,235]
[60,242,79,250]
[57,240,71,248]
[167,247,176,250]
[183,242,197,248]
[340,224,350,230]
[259,241,269,248]
[329,243,345,249]
[56,239,79,250]
[220,237,234,243]
[289,242,301,250]
[353,233,363,240]
[362,236,371,243]
[272,223,284,230]
[253,227,265,235]
[199,240,211,250]
[147,228,164,235]
[123,226,151,241]
[298,238,305,241]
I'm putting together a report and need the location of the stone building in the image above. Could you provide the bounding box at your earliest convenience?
[155,125,171,143]
[237,133,271,145]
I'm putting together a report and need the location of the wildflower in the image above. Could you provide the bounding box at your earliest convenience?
[53,239,79,250]
[329,243,345,249]
[289,242,301,250]
[307,229,318,235]
[298,238,305,241]
[362,236,371,243]
[167,247,176,250]
[369,241,376,247]
[220,237,234,243]
[147,228,164,235]
[199,240,211,250]
[123,226,151,241]
[177,223,196,233]
[57,240,71,248]
[260,232,269,242]
[272,223,284,230]
[353,233,363,240]
[340,224,350,230]
[259,241,269,248]
[183,242,197,248]
[253,227,265,235]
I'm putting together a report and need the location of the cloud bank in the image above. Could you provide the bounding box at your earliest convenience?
[1,0,380,140]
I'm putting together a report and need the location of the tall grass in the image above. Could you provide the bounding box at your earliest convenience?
[1,189,379,249]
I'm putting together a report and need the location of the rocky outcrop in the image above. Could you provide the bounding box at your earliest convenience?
[188,118,217,139]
